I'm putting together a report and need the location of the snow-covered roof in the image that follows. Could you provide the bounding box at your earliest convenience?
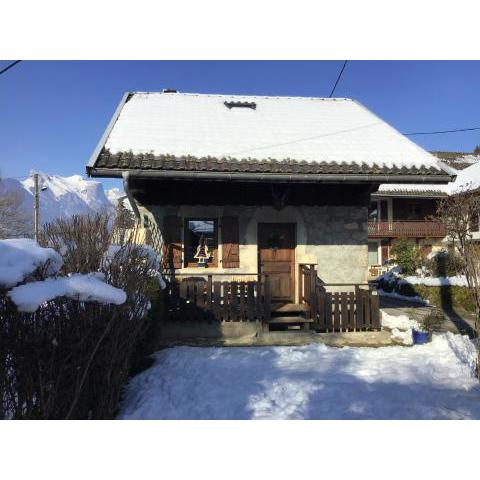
[448,160,480,194]
[375,183,449,197]
[376,159,480,197]
[88,92,454,181]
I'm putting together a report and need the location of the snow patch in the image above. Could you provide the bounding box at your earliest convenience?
[0,239,63,288]
[401,275,469,287]
[8,272,126,312]
[381,310,420,345]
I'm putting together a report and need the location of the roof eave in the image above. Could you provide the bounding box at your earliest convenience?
[87,167,455,184]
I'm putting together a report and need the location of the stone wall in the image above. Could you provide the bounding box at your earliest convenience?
[138,201,368,297]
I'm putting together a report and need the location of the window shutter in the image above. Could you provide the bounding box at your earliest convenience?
[163,215,183,269]
[221,216,240,268]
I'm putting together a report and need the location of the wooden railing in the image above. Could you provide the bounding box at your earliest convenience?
[164,269,381,333]
[368,221,446,238]
[299,264,381,332]
[165,273,271,324]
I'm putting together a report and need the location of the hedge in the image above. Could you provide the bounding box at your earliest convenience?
[378,277,476,312]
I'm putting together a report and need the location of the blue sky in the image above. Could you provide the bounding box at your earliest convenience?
[1,60,479,192]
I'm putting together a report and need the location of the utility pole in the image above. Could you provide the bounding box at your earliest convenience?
[33,172,39,242]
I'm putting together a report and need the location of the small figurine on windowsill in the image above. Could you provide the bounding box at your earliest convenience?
[194,234,212,267]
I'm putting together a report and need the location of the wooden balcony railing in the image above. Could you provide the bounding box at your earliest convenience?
[368,220,447,238]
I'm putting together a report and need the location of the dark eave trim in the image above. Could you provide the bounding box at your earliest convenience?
[372,192,448,199]
[88,167,454,184]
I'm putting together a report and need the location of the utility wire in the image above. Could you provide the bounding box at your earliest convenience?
[403,126,480,136]
[0,60,21,77]
[328,60,348,98]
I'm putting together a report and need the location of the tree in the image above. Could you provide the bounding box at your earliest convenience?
[390,238,422,275]
[473,145,480,156]
[436,188,480,377]
[112,201,136,245]
[0,179,31,238]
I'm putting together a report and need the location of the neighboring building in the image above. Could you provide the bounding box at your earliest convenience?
[86,91,453,336]
[367,151,480,276]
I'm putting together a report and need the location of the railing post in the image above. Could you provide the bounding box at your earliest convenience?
[207,274,212,310]
[308,264,317,324]
[263,274,271,333]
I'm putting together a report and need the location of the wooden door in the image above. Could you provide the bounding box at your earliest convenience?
[258,223,296,303]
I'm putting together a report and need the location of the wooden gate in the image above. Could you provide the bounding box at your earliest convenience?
[299,264,381,332]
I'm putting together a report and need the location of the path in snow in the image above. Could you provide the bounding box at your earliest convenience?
[119,332,480,420]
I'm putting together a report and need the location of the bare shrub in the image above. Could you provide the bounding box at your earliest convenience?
[39,214,112,273]
[0,213,161,419]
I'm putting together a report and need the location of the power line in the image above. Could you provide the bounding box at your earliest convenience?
[0,60,21,77]
[403,126,480,136]
[328,60,348,98]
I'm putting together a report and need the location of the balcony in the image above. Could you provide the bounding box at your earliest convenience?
[368,220,447,238]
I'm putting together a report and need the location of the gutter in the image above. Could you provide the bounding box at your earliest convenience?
[122,172,141,222]
[89,168,455,184]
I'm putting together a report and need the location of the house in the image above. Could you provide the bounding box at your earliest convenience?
[367,151,480,276]
[86,91,454,338]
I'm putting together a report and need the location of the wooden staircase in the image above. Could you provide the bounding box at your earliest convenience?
[268,303,312,331]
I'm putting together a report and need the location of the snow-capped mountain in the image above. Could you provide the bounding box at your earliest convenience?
[0,173,118,229]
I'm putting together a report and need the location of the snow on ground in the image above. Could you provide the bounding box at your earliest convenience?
[401,275,469,287]
[8,272,126,312]
[381,310,421,345]
[0,238,63,288]
[119,332,480,420]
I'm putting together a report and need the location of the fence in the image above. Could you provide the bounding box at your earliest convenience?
[165,274,271,323]
[299,263,381,332]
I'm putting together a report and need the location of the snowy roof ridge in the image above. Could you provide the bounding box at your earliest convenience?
[129,91,353,102]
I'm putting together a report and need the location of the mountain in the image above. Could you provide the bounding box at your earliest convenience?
[0,173,117,233]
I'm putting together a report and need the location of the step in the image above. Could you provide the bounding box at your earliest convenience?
[267,316,314,324]
[271,303,309,313]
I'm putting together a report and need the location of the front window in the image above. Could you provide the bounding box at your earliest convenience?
[368,242,379,265]
[184,219,218,267]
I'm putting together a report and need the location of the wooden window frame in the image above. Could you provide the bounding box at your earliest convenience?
[183,218,218,268]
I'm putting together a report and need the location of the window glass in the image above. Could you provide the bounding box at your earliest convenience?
[185,219,217,265]
[368,242,379,265]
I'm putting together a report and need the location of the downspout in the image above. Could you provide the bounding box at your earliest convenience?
[122,172,141,223]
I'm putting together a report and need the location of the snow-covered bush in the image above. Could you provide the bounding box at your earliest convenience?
[0,213,163,419]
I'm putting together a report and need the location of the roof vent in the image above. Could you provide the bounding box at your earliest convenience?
[224,101,256,110]
[162,88,178,93]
